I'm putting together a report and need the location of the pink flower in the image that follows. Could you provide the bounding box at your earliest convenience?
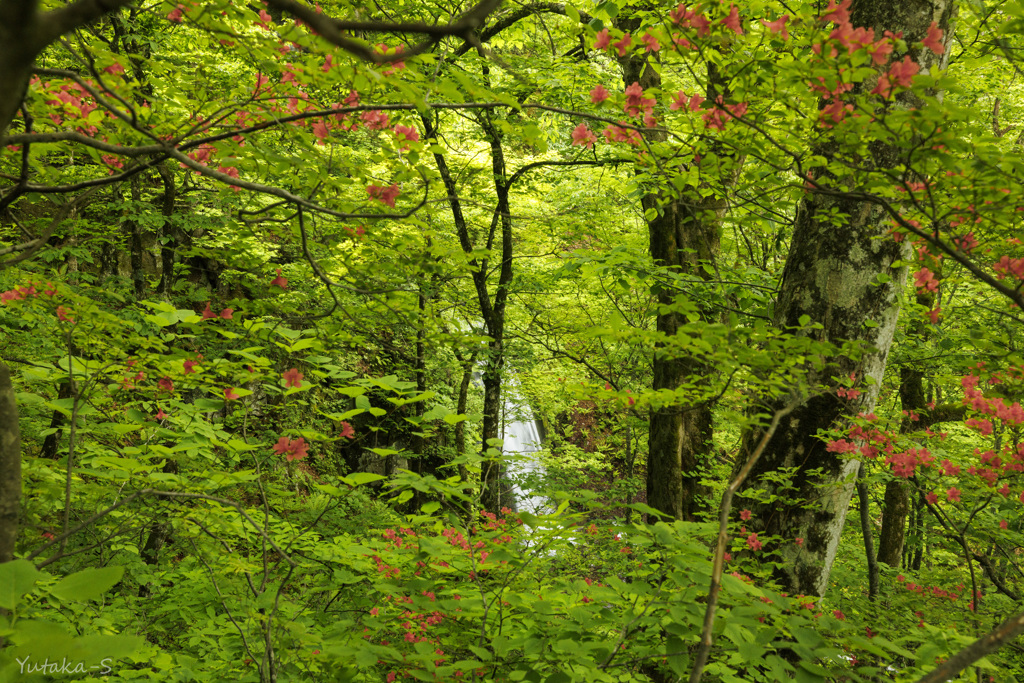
[994,255,1024,279]
[642,32,661,52]
[613,33,632,57]
[925,492,939,505]
[721,4,743,34]
[158,377,174,393]
[914,267,939,292]
[361,110,390,130]
[593,29,611,50]
[155,408,169,420]
[167,5,184,23]
[367,184,400,207]
[833,610,846,620]
[202,302,217,320]
[889,56,920,87]
[183,359,199,374]
[746,533,762,551]
[256,9,274,30]
[740,509,751,521]
[922,21,944,55]
[56,306,74,323]
[219,308,233,320]
[821,0,851,25]
[224,387,241,401]
[590,84,609,104]
[1000,520,1009,530]
[623,82,655,118]
[795,537,804,546]
[394,124,419,144]
[670,91,704,111]
[571,123,597,149]
[273,436,309,461]
[283,368,304,388]
[946,487,961,503]
[761,15,789,40]
[312,120,330,145]
[271,269,288,289]
[339,421,356,439]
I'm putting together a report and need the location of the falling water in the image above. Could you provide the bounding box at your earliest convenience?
[500,378,547,514]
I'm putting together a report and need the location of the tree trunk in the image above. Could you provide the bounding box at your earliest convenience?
[618,39,728,522]
[422,107,514,514]
[0,364,21,563]
[734,0,955,596]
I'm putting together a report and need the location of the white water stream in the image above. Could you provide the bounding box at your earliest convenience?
[500,379,548,515]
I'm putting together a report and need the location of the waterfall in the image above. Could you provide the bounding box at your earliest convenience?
[500,379,547,515]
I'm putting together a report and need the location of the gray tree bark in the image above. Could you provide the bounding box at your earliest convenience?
[734,0,956,596]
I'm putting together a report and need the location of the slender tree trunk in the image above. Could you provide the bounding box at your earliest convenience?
[40,379,74,460]
[618,40,728,522]
[422,108,514,514]
[857,463,880,599]
[734,0,955,596]
[156,163,177,297]
[0,364,21,563]
[127,174,145,299]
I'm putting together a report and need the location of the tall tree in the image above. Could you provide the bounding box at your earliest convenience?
[735,0,956,596]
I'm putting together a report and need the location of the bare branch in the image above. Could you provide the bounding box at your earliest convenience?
[265,0,503,63]
[915,610,1024,683]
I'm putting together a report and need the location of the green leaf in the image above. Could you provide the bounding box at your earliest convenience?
[0,560,43,610]
[48,565,124,602]
[344,472,385,486]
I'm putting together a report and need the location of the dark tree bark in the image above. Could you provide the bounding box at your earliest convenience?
[0,364,21,563]
[155,163,177,297]
[734,0,956,596]
[617,34,729,522]
[421,109,514,514]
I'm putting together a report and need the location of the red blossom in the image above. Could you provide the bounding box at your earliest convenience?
[613,33,632,56]
[590,84,609,104]
[283,368,304,388]
[201,302,217,320]
[721,4,743,34]
[270,268,288,289]
[158,377,174,393]
[821,0,851,25]
[623,81,655,118]
[394,124,419,145]
[670,91,704,112]
[273,436,309,462]
[925,491,939,505]
[312,120,330,144]
[922,21,945,55]
[56,306,74,323]
[571,123,597,150]
[761,15,789,40]
[361,110,390,130]
[593,29,611,50]
[367,183,401,207]
[746,533,762,551]
[946,487,961,503]
[339,421,356,439]
[642,32,661,52]
[739,509,751,521]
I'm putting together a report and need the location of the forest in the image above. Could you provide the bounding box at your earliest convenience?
[2,0,1024,680]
